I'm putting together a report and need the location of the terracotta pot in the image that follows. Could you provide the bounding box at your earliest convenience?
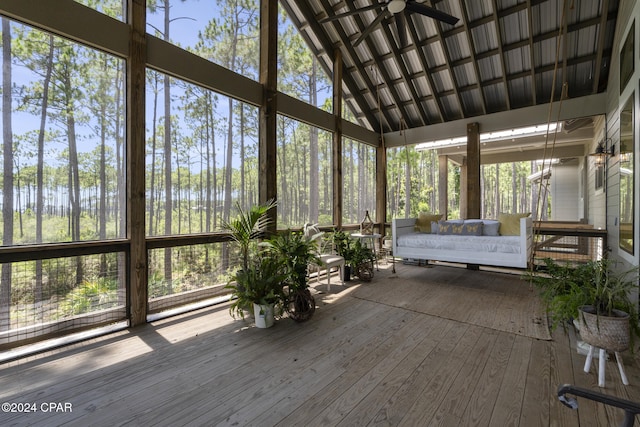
[578,305,630,352]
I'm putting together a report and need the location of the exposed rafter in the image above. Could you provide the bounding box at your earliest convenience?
[285,0,619,134]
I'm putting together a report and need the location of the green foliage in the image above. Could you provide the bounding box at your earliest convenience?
[331,230,353,262]
[56,277,118,318]
[262,230,319,291]
[225,254,286,320]
[221,199,277,271]
[330,230,374,270]
[525,258,640,337]
[349,239,375,269]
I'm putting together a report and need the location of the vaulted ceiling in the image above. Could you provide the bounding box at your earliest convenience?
[281,0,619,136]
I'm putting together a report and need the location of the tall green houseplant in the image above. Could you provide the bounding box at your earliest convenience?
[225,254,286,323]
[222,199,277,271]
[263,230,320,322]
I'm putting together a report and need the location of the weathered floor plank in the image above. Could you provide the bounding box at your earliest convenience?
[1,264,639,427]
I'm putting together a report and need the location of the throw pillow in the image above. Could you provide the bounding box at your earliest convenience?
[461,222,483,236]
[482,220,500,236]
[437,221,482,236]
[414,212,443,233]
[498,213,530,235]
[437,220,455,234]
[463,219,483,224]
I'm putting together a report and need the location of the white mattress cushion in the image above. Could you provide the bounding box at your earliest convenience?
[397,233,522,254]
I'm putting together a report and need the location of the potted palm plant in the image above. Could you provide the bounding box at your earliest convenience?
[225,254,286,328]
[221,199,277,271]
[263,230,320,322]
[223,199,282,327]
[578,259,639,352]
[526,258,639,352]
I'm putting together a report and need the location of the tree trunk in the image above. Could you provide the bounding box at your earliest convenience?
[149,74,159,236]
[99,58,108,276]
[404,147,410,217]
[480,164,486,218]
[494,163,500,216]
[240,104,246,210]
[35,34,54,304]
[1,18,14,331]
[63,69,83,283]
[309,58,319,223]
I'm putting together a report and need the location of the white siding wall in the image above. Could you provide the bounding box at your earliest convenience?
[551,164,580,220]
[588,115,607,229]
[604,0,639,272]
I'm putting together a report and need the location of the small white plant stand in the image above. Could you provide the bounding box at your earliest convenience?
[583,345,629,387]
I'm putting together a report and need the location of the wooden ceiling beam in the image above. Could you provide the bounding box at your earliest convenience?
[288,0,382,129]
[592,0,610,93]
[491,0,511,111]
[406,17,446,123]
[383,93,607,147]
[459,0,487,116]
[379,17,431,126]
[348,4,414,132]
[526,0,537,105]
[315,0,396,131]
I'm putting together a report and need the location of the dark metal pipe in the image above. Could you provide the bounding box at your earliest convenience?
[557,384,640,427]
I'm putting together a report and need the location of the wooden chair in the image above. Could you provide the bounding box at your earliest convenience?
[303,223,345,291]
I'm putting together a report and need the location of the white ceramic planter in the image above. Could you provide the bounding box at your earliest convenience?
[253,302,275,328]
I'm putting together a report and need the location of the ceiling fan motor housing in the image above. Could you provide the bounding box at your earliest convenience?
[388,0,406,14]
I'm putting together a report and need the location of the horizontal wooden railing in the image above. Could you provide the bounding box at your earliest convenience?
[533,220,608,264]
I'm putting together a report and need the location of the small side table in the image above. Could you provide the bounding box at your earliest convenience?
[351,233,381,271]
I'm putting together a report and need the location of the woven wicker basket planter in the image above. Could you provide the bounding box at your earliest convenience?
[578,305,630,352]
[287,289,315,322]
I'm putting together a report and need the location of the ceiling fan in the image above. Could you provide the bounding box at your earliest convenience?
[320,1,459,48]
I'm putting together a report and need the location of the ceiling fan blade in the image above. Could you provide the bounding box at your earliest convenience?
[320,3,386,24]
[395,12,408,48]
[354,10,391,47]
[405,1,459,26]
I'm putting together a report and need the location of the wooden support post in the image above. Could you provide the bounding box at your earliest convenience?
[466,122,481,219]
[259,0,278,232]
[438,155,448,219]
[127,0,147,326]
[332,49,343,229]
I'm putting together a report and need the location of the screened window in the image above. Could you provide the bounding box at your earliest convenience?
[343,138,376,225]
[619,93,634,255]
[386,146,441,220]
[276,115,333,228]
[74,0,125,20]
[0,21,126,245]
[277,4,332,112]
[147,0,259,81]
[481,162,534,219]
[145,69,259,236]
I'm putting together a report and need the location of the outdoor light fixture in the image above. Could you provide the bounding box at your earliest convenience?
[589,140,614,163]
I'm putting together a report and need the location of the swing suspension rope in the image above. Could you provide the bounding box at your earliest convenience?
[528,0,573,269]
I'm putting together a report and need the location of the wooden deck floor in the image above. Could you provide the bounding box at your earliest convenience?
[2,263,640,426]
